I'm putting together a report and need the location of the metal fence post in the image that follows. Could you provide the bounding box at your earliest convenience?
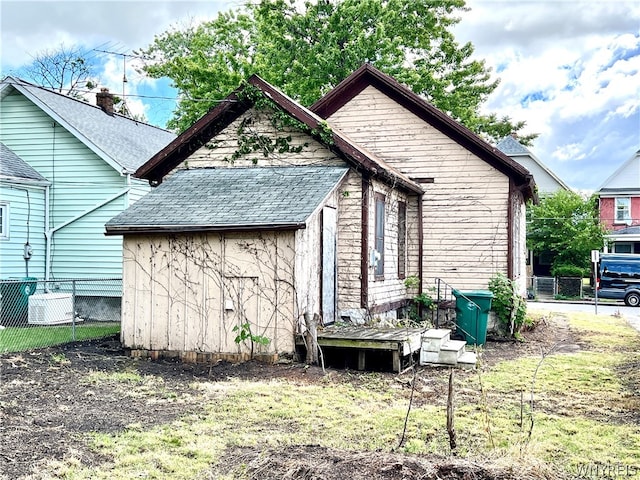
[436,278,441,328]
[72,280,76,341]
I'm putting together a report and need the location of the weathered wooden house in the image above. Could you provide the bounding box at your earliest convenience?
[106,65,536,361]
[311,65,536,292]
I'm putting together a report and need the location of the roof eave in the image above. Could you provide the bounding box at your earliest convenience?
[134,74,423,194]
[105,222,307,236]
[0,176,51,187]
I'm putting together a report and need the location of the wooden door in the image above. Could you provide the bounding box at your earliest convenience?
[322,207,337,325]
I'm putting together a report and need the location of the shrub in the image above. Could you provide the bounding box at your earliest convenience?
[551,264,586,278]
[488,272,527,338]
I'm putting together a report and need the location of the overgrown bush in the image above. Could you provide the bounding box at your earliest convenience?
[488,272,527,339]
[551,264,586,278]
[403,276,435,325]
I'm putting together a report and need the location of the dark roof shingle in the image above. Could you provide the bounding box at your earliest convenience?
[1,77,176,173]
[106,166,349,234]
[0,142,48,182]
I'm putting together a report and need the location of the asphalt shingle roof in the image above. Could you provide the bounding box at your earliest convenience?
[0,142,48,182]
[2,77,176,173]
[106,166,349,233]
[495,135,531,156]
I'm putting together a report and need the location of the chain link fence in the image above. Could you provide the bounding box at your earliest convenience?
[527,276,587,300]
[0,278,121,353]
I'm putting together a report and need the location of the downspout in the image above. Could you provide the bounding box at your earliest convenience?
[507,180,514,280]
[44,185,50,284]
[45,186,131,282]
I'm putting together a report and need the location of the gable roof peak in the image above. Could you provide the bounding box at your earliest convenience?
[311,64,537,202]
[135,73,422,195]
[496,135,531,156]
[0,76,175,174]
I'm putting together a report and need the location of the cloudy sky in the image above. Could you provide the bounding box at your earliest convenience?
[1,0,638,192]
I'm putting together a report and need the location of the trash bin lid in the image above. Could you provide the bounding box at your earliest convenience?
[452,289,493,298]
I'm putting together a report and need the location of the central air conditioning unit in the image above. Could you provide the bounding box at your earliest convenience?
[28,293,74,325]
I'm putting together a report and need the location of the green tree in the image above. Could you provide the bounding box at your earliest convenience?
[527,190,608,273]
[138,0,533,142]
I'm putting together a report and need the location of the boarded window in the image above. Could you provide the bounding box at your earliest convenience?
[375,193,385,279]
[398,201,406,279]
[616,197,631,222]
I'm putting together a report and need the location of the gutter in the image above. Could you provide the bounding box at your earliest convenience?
[104,222,307,236]
[45,186,130,283]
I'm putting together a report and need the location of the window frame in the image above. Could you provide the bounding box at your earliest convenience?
[0,203,8,240]
[374,193,385,280]
[615,197,631,224]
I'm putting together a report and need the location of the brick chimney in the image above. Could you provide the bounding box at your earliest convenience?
[96,88,114,116]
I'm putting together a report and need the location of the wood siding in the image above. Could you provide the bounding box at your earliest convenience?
[327,86,512,290]
[181,108,345,170]
[122,232,296,355]
[336,170,363,312]
[0,91,150,280]
[366,179,417,315]
[168,109,372,316]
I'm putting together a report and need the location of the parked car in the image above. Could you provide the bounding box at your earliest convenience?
[597,253,640,306]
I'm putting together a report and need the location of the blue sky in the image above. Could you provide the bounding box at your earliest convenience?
[1,0,638,192]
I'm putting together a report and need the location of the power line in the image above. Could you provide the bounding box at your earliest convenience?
[1,79,236,104]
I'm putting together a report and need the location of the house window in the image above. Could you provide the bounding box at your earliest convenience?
[0,203,8,240]
[398,201,406,279]
[374,193,385,279]
[614,243,632,254]
[615,197,631,223]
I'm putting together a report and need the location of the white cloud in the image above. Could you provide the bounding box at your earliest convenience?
[455,0,640,190]
[2,0,639,189]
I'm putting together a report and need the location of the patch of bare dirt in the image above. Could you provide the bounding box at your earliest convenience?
[0,315,581,479]
[481,313,580,365]
[214,445,560,480]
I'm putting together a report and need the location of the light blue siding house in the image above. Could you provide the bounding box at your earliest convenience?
[0,77,176,285]
[0,142,49,280]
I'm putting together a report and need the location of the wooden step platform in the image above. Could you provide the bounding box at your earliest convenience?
[296,326,424,373]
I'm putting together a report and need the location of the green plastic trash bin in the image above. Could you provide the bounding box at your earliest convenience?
[0,277,38,326]
[452,289,493,346]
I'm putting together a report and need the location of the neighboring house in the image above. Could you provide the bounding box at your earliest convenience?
[496,135,570,195]
[597,150,640,253]
[496,134,570,277]
[0,77,175,292]
[0,142,50,279]
[0,77,175,325]
[106,65,536,361]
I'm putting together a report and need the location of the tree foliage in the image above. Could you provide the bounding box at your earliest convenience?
[138,0,533,142]
[21,44,98,99]
[527,190,608,273]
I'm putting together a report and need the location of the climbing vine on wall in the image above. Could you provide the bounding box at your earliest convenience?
[218,82,334,164]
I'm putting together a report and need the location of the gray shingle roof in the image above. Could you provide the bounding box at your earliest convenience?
[106,166,349,233]
[609,226,640,235]
[0,142,48,182]
[1,77,176,173]
[495,135,531,155]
